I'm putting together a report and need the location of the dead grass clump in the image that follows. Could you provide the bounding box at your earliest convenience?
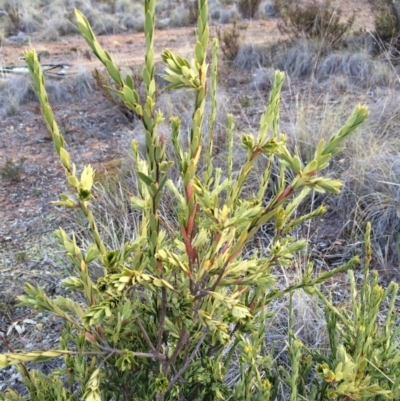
[39,14,77,40]
[157,86,229,144]
[315,51,394,88]
[169,5,191,27]
[0,76,36,116]
[119,13,145,31]
[251,67,276,91]
[274,0,354,48]
[61,69,96,101]
[266,292,328,352]
[219,5,240,24]
[237,0,262,19]
[234,43,270,70]
[0,70,95,116]
[0,1,43,36]
[266,38,394,88]
[273,39,322,78]
[115,2,145,31]
[85,10,120,35]
[184,0,199,25]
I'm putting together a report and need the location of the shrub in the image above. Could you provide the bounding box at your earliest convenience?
[1,1,399,400]
[273,0,355,47]
[0,157,26,183]
[217,19,243,60]
[368,0,400,41]
[185,0,199,25]
[237,0,262,19]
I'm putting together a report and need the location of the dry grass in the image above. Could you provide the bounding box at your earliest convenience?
[234,43,271,70]
[235,35,398,90]
[0,0,254,39]
[0,69,95,116]
[269,84,400,274]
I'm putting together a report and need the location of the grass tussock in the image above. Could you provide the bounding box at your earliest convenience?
[0,0,197,39]
[0,70,95,116]
[235,37,398,90]
[234,43,271,70]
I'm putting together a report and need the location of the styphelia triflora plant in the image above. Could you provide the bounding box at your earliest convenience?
[1,1,399,400]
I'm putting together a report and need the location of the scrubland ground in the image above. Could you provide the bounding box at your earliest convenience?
[1,0,400,394]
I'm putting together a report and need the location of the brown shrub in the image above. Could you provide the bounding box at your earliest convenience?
[273,0,354,47]
[217,19,244,61]
[237,0,262,19]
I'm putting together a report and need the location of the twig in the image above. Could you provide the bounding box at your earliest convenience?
[134,313,159,357]
[167,327,189,367]
[166,331,207,392]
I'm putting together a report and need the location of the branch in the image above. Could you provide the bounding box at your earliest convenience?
[166,331,207,392]
[134,313,163,359]
[167,328,189,368]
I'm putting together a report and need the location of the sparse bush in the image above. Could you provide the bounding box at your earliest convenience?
[217,19,243,60]
[368,0,400,41]
[0,157,26,183]
[2,2,21,35]
[185,0,199,25]
[1,1,400,401]
[273,0,355,47]
[237,0,262,19]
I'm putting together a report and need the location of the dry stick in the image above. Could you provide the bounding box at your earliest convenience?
[166,331,207,392]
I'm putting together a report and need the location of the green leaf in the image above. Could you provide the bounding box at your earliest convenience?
[125,73,134,90]
[59,147,71,169]
[104,60,122,85]
[137,171,154,186]
[195,42,204,64]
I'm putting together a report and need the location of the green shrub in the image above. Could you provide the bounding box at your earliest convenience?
[368,0,400,41]
[237,0,262,19]
[273,0,355,47]
[1,1,399,400]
